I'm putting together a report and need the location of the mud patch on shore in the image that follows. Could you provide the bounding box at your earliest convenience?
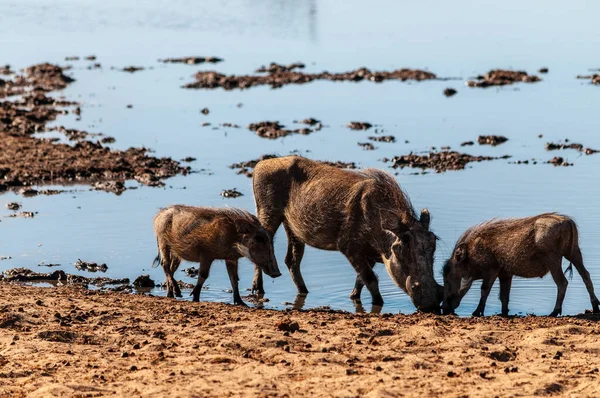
[0,268,129,288]
[384,150,510,173]
[466,70,541,88]
[184,66,437,90]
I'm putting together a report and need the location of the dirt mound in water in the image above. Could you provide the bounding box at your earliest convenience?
[184,66,437,90]
[0,282,599,397]
[0,63,190,195]
[385,150,510,173]
[466,69,541,87]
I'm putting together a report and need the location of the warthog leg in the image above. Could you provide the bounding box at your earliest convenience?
[349,261,376,301]
[549,260,569,317]
[499,273,513,317]
[345,252,383,307]
[191,258,213,302]
[226,260,247,306]
[251,267,264,295]
[567,248,600,313]
[283,223,308,294]
[472,268,500,317]
[170,256,182,298]
[251,213,283,295]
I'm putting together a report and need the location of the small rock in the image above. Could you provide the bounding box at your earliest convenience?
[201,108,209,115]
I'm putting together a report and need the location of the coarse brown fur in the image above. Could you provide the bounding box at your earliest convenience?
[251,156,441,312]
[153,205,280,305]
[443,213,600,317]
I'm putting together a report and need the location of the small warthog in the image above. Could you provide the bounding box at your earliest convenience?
[443,213,600,317]
[153,205,281,305]
[251,156,442,312]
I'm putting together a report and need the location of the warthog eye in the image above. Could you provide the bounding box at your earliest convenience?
[255,234,268,244]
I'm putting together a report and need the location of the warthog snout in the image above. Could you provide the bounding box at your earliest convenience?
[263,261,282,278]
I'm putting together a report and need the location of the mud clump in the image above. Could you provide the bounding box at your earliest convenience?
[547,157,572,167]
[184,66,437,90]
[489,350,516,362]
[461,141,474,147]
[576,74,600,85]
[256,62,305,73]
[347,122,372,130]
[478,135,508,146]
[221,188,243,198]
[92,181,126,195]
[466,70,541,87]
[247,121,317,139]
[121,66,145,73]
[229,154,279,177]
[201,108,209,115]
[133,275,155,288]
[535,383,564,396]
[545,141,599,155]
[321,161,357,169]
[539,67,549,74]
[74,259,108,273]
[294,118,320,126]
[160,56,223,64]
[277,320,300,333]
[443,88,457,97]
[369,135,395,143]
[358,142,375,151]
[6,202,21,211]
[1,63,74,98]
[385,151,510,173]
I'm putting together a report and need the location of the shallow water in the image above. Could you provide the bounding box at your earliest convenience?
[2,0,600,316]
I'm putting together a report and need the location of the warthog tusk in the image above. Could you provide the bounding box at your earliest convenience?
[405,276,413,295]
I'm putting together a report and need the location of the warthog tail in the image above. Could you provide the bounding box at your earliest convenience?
[564,218,578,280]
[152,238,161,268]
[564,263,574,280]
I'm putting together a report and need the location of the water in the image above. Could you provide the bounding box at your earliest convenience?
[2,0,600,316]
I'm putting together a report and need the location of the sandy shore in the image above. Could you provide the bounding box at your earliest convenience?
[0,283,599,397]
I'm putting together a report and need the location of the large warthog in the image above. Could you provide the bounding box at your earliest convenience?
[443,213,600,317]
[153,205,281,305]
[251,156,442,312]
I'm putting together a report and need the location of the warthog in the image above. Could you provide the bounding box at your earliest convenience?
[443,213,600,317]
[153,205,281,305]
[251,156,442,312]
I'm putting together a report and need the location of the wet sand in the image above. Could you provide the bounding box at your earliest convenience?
[1,283,599,397]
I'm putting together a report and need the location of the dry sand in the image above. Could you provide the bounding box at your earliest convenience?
[0,283,599,397]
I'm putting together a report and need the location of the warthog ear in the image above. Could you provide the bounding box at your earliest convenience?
[454,243,467,263]
[382,229,398,258]
[234,219,253,236]
[420,208,430,230]
[380,209,399,232]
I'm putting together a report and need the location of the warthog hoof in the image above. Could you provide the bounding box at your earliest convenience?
[549,309,561,317]
[234,299,248,306]
[251,286,265,295]
[472,310,484,317]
